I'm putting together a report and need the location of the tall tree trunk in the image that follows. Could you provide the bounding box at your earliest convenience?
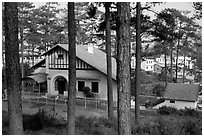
[32,44,34,66]
[4,2,24,134]
[135,2,141,125]
[67,2,76,135]
[2,51,5,67]
[116,2,131,135]
[175,39,180,83]
[175,22,181,83]
[183,53,186,83]
[164,50,168,86]
[170,43,173,83]
[20,28,24,92]
[27,49,30,65]
[105,2,114,119]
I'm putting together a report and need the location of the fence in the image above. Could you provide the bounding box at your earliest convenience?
[21,91,115,110]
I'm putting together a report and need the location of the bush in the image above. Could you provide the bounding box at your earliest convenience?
[42,127,64,135]
[23,112,43,131]
[180,108,201,118]
[132,124,158,135]
[157,106,202,118]
[81,87,95,98]
[23,108,63,131]
[75,116,117,135]
[181,119,202,135]
[156,118,172,135]
[157,106,178,115]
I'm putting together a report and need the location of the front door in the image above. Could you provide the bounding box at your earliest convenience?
[56,77,67,95]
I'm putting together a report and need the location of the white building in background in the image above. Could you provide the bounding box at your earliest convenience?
[141,58,155,72]
[140,54,194,73]
[174,56,193,69]
[155,54,171,66]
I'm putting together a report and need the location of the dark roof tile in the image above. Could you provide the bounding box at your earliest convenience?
[164,83,200,101]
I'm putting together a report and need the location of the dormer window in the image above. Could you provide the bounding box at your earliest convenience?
[58,54,64,59]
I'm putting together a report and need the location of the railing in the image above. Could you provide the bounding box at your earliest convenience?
[21,91,116,110]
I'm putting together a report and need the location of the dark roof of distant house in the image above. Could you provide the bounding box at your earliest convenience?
[41,44,117,80]
[164,83,201,102]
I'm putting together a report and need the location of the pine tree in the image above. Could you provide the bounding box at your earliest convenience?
[67,2,76,135]
[105,2,114,120]
[135,2,141,125]
[18,2,35,89]
[116,2,131,135]
[4,2,24,134]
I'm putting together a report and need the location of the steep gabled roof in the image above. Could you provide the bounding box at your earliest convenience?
[31,59,45,69]
[164,83,201,102]
[41,44,117,80]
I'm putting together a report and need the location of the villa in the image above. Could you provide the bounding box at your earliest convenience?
[28,44,118,101]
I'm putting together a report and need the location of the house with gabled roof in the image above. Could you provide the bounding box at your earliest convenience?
[153,83,201,109]
[30,44,117,100]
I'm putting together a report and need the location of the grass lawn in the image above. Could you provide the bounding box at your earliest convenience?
[2,102,202,135]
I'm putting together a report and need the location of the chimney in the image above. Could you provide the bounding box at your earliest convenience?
[88,43,94,54]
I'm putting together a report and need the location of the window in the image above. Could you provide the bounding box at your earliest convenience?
[91,82,99,93]
[170,100,175,103]
[78,81,85,91]
[58,54,64,59]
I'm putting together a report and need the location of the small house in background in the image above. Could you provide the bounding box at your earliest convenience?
[30,44,118,101]
[154,83,201,109]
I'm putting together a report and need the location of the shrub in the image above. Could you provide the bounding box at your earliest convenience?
[23,108,63,131]
[23,112,43,131]
[75,116,117,135]
[180,108,201,118]
[157,106,202,118]
[132,124,155,135]
[98,117,118,131]
[156,118,171,135]
[131,116,202,135]
[43,127,64,135]
[131,119,162,135]
[181,119,202,135]
[157,106,178,115]
[81,87,95,98]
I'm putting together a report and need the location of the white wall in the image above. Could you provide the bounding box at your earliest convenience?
[154,99,197,109]
[175,56,193,69]
[47,69,117,101]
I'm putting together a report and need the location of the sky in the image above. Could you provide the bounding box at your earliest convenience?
[33,2,202,25]
[34,2,195,11]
